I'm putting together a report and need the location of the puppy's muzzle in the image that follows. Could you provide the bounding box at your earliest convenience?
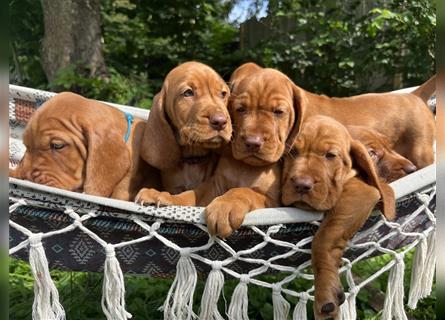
[242,135,264,153]
[208,113,228,131]
[291,175,314,193]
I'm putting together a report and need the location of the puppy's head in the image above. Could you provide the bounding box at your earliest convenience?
[11,92,131,197]
[282,116,394,219]
[229,68,306,166]
[229,62,262,92]
[140,61,232,170]
[347,126,417,182]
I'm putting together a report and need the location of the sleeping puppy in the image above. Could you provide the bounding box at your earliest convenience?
[136,66,305,238]
[9,92,160,201]
[138,61,232,195]
[347,125,417,182]
[282,115,395,319]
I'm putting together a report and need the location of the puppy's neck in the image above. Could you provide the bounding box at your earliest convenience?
[180,145,212,165]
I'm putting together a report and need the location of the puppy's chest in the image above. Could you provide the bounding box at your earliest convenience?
[162,161,216,194]
[220,157,281,193]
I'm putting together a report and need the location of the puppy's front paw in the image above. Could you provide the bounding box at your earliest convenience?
[314,282,345,319]
[205,197,248,239]
[135,188,174,207]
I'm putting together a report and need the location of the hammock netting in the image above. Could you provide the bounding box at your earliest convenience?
[9,84,436,320]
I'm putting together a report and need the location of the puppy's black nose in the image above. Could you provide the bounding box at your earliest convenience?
[243,135,264,152]
[403,163,417,174]
[209,114,227,131]
[291,176,314,193]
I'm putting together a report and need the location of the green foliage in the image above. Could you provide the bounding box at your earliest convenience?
[9,0,435,103]
[255,0,435,95]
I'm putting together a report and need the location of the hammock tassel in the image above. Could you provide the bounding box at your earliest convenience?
[162,249,197,320]
[339,289,357,320]
[101,244,132,320]
[408,234,427,309]
[198,261,225,320]
[272,284,290,320]
[382,254,408,320]
[420,229,435,299]
[292,293,308,320]
[228,275,249,320]
[29,233,65,320]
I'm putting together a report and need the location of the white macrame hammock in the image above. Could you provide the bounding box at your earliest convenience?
[9,84,436,320]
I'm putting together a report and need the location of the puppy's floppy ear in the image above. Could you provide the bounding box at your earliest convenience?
[83,121,131,197]
[350,140,396,220]
[285,84,307,152]
[140,89,181,170]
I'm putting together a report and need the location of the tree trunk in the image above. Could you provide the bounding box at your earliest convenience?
[40,0,107,85]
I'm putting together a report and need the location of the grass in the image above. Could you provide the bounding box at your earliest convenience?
[9,251,435,319]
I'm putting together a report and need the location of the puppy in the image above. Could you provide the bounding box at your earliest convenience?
[288,75,436,169]
[136,66,305,238]
[138,61,232,194]
[10,92,160,200]
[282,115,395,319]
[347,125,417,182]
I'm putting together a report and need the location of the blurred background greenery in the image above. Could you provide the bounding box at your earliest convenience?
[9,0,436,319]
[10,0,435,108]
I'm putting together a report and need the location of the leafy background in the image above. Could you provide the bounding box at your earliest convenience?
[9,0,436,319]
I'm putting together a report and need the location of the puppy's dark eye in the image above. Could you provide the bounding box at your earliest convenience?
[368,149,379,160]
[182,89,194,97]
[289,147,299,157]
[273,109,284,116]
[51,143,66,150]
[220,91,228,99]
[325,152,336,159]
[236,106,246,113]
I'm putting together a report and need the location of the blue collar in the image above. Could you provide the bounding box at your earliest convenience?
[123,112,134,143]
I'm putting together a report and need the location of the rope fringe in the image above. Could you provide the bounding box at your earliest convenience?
[228,276,249,320]
[292,293,308,320]
[162,251,198,320]
[199,262,225,320]
[420,229,435,299]
[29,233,65,320]
[272,285,290,320]
[101,244,132,320]
[382,255,408,320]
[408,235,427,308]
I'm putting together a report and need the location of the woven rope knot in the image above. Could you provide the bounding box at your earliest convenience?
[264,261,272,269]
[299,292,310,302]
[240,274,250,284]
[394,253,404,263]
[264,235,272,242]
[212,261,223,270]
[150,221,161,234]
[417,193,430,205]
[180,248,191,257]
[350,286,360,295]
[29,233,43,248]
[17,199,27,206]
[105,244,116,258]
[272,284,282,295]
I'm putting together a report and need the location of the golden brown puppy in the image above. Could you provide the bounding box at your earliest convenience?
[230,63,435,169]
[10,92,160,200]
[282,115,395,319]
[286,75,436,169]
[347,125,417,182]
[136,66,305,237]
[138,61,232,195]
[228,62,262,92]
